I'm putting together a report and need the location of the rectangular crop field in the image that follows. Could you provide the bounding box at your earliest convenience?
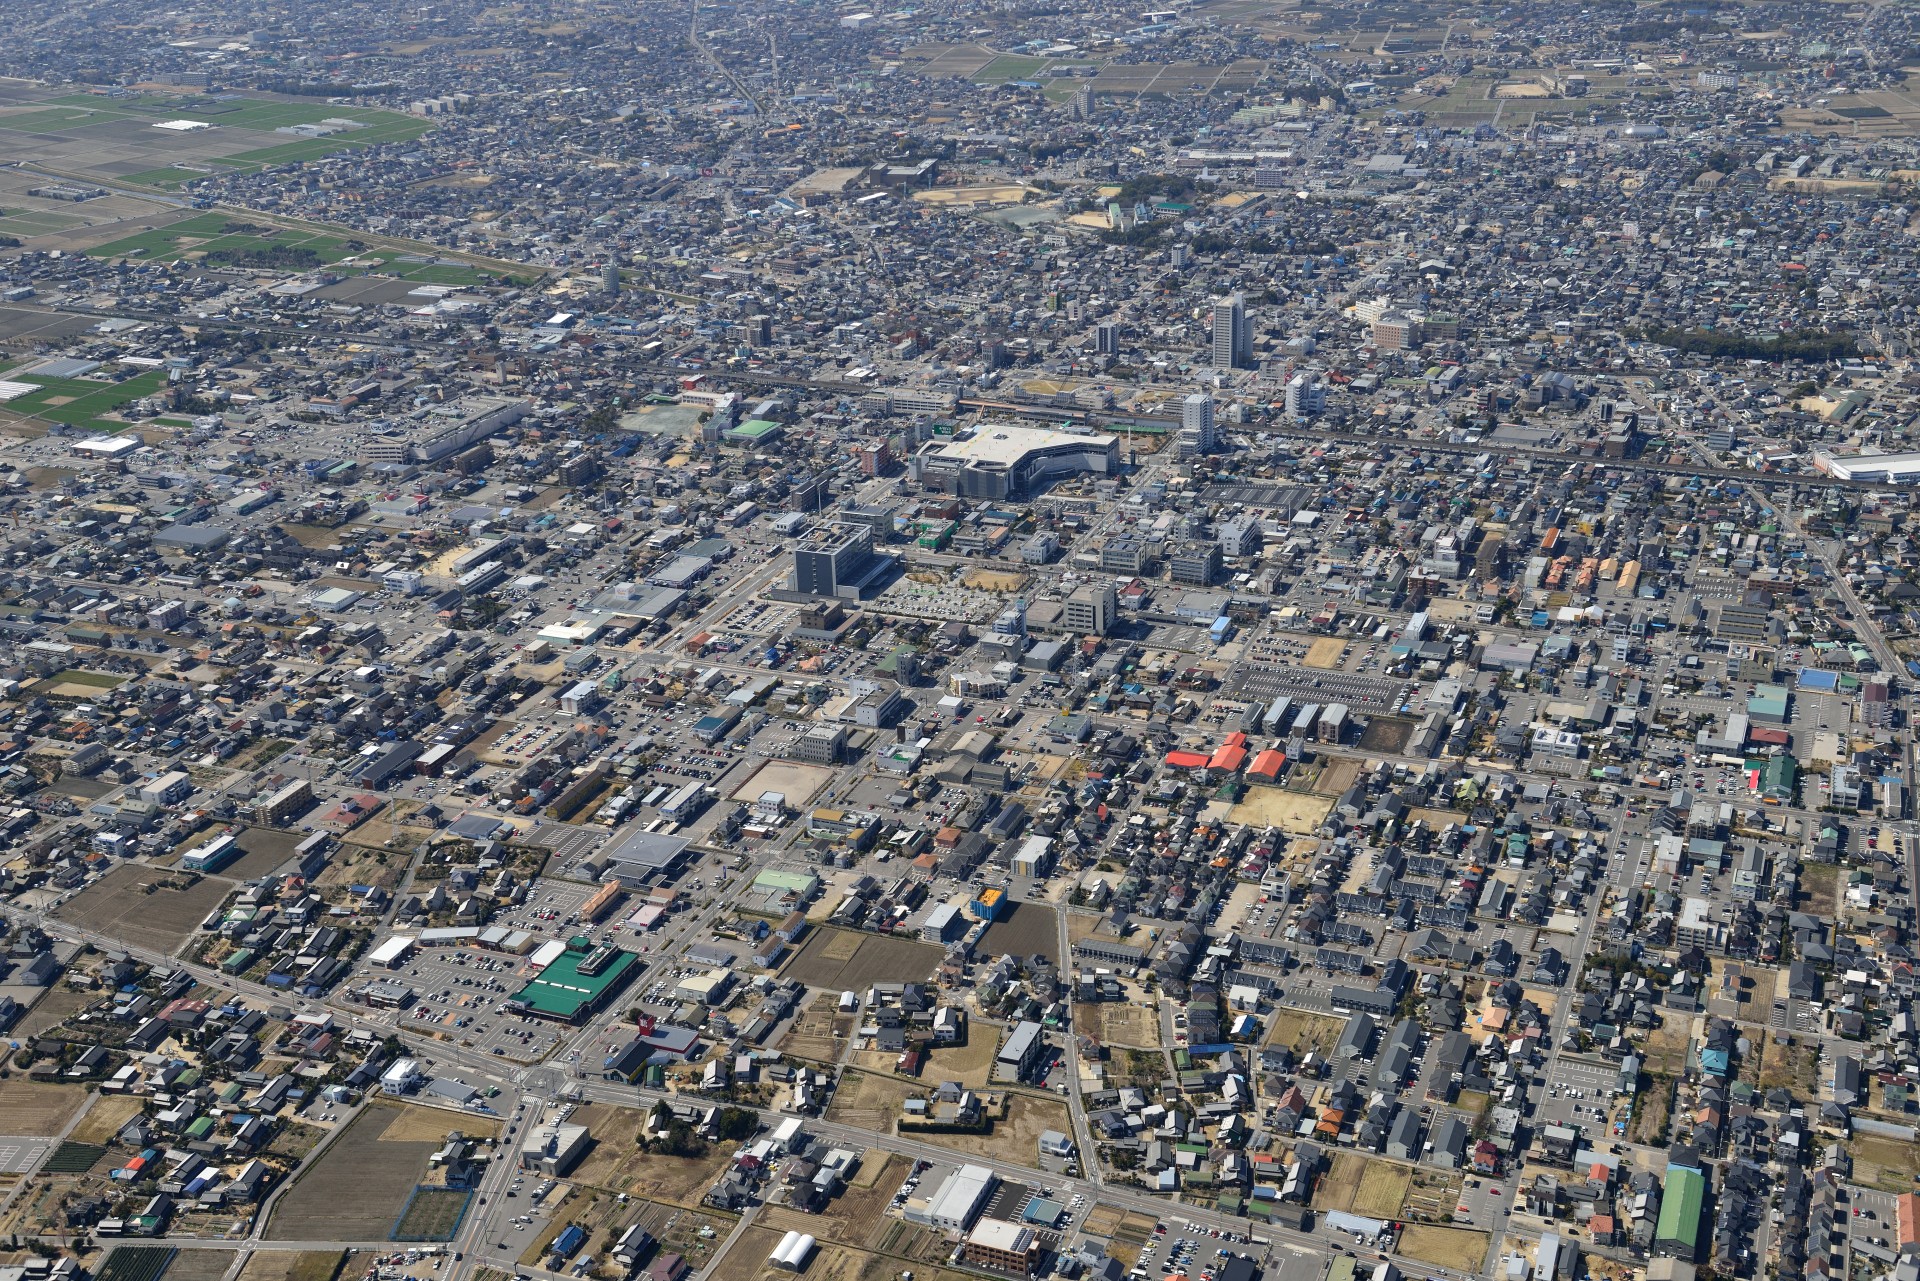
[235,1252,346,1281]
[94,1249,177,1281]
[0,1080,87,1136]
[265,1102,447,1240]
[54,863,232,954]
[393,1187,472,1241]
[42,1142,107,1173]
[782,927,943,990]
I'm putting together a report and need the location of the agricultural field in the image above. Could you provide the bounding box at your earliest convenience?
[0,92,432,194]
[234,1252,346,1281]
[41,1142,108,1174]
[68,1094,147,1145]
[94,1247,178,1281]
[0,368,168,435]
[392,1187,472,1241]
[978,902,1058,962]
[265,1102,465,1240]
[778,997,848,1063]
[54,862,234,954]
[1315,1153,1411,1218]
[783,927,943,991]
[83,211,518,287]
[0,1081,87,1136]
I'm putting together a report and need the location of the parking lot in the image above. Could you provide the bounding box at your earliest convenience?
[397,946,566,1062]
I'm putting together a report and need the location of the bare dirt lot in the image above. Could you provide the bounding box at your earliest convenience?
[569,1106,736,1208]
[1081,1000,1160,1049]
[1225,790,1333,834]
[234,1252,346,1281]
[1265,1008,1346,1056]
[726,759,838,807]
[1396,1225,1490,1271]
[1311,758,1364,798]
[265,1102,455,1241]
[0,1081,86,1136]
[1302,639,1347,669]
[55,863,233,954]
[783,928,943,991]
[978,902,1058,962]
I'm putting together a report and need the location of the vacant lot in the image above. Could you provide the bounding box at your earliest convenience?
[1082,1000,1159,1049]
[826,1069,914,1132]
[1396,1226,1490,1271]
[783,927,942,990]
[1850,1134,1920,1192]
[266,1102,446,1240]
[979,902,1058,962]
[0,1081,86,1136]
[726,759,837,806]
[960,568,1030,593]
[1756,1037,1819,1096]
[1312,757,1365,797]
[919,1034,998,1087]
[757,1155,901,1249]
[1302,639,1347,669]
[569,1108,735,1208]
[235,1252,345,1281]
[220,825,307,879]
[1225,789,1333,834]
[1266,1008,1346,1056]
[915,1093,1071,1166]
[1801,863,1839,918]
[68,1094,145,1145]
[56,862,231,954]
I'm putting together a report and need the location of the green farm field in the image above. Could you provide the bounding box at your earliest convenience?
[0,369,168,433]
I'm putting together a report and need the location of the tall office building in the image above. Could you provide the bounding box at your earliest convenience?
[1285,372,1326,419]
[790,526,893,599]
[1178,393,1216,457]
[1095,321,1120,357]
[1210,292,1251,369]
[1063,582,1116,637]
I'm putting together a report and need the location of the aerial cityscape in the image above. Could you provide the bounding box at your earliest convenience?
[0,12,1915,1281]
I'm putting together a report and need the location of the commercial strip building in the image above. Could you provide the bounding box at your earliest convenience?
[507,939,641,1022]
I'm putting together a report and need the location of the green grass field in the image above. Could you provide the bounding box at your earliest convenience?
[86,212,525,287]
[0,93,433,186]
[0,369,168,432]
[973,55,1052,83]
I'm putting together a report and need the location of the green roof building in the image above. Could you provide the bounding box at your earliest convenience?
[1655,1165,1706,1259]
[723,418,783,446]
[509,940,641,1023]
[1755,755,1798,804]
